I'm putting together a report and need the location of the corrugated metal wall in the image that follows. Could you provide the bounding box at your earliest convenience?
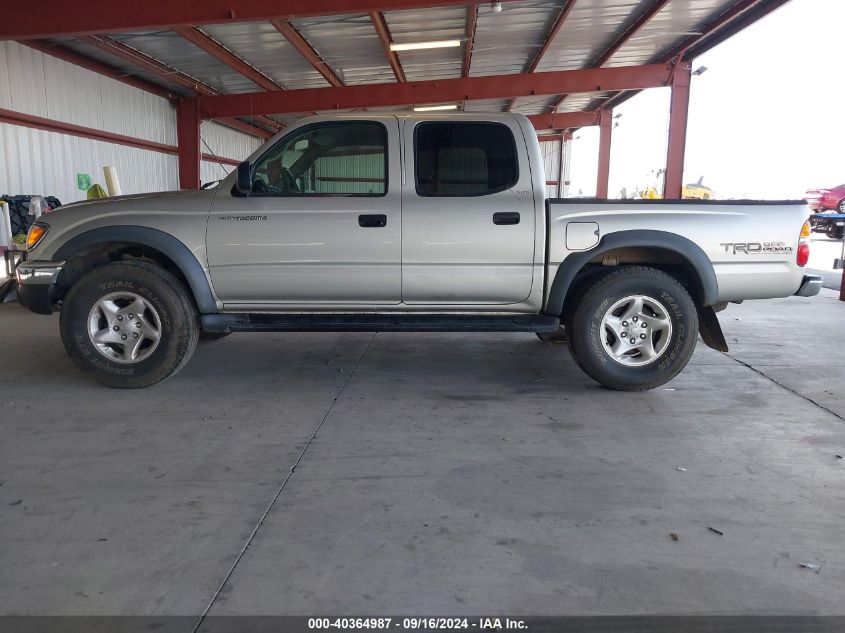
[0,41,262,204]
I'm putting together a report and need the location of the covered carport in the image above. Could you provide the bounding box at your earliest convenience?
[2,0,844,628]
[3,0,790,200]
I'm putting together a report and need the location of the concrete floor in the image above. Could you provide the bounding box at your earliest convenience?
[1,290,844,617]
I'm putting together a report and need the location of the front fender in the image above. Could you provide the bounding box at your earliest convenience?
[52,226,218,314]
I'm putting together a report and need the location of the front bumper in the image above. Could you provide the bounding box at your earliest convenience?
[15,260,65,314]
[794,274,822,297]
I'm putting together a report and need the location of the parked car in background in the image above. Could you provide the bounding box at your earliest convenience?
[805,184,845,213]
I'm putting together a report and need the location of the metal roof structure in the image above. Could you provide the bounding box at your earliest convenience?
[4,0,788,135]
[0,0,791,195]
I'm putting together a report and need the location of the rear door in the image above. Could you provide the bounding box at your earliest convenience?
[400,117,536,305]
[206,117,401,306]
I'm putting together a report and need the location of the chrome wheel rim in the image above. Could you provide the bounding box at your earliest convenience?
[600,294,673,367]
[87,292,162,364]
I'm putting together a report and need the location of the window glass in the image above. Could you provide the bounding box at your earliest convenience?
[252,122,387,196]
[415,122,518,197]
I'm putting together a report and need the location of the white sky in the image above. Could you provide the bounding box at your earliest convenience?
[566,0,845,199]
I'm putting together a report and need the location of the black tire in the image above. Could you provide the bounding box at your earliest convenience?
[200,331,231,341]
[826,225,844,240]
[566,266,698,391]
[59,261,199,388]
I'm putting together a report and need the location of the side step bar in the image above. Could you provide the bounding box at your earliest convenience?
[201,313,561,334]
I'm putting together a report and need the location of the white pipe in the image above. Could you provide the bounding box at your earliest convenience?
[0,201,11,248]
[103,166,122,196]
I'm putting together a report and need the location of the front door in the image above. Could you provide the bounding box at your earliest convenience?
[206,117,401,307]
[401,117,536,305]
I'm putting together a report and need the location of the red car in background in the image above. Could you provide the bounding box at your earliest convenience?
[805,183,845,213]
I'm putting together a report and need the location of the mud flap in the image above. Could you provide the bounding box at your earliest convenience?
[697,305,729,352]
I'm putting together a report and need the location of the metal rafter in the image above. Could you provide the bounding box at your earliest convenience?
[21,40,176,100]
[370,11,406,83]
[79,35,279,136]
[506,0,577,112]
[549,0,669,111]
[1,1,525,40]
[270,19,344,87]
[462,4,477,78]
[593,0,672,68]
[171,25,283,91]
[596,0,789,113]
[527,110,601,131]
[197,64,672,119]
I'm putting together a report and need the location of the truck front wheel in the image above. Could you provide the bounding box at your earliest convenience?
[59,261,199,388]
[566,266,698,391]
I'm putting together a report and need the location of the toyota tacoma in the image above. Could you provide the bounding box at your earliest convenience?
[16,112,821,389]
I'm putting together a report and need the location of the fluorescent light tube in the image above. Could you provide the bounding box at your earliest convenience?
[413,104,459,112]
[390,40,461,52]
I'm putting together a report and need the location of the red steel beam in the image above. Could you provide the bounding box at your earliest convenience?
[596,109,612,198]
[658,0,782,63]
[24,40,273,138]
[461,4,477,78]
[81,34,218,96]
[547,0,669,112]
[527,0,578,73]
[176,100,202,189]
[593,0,671,68]
[527,110,601,130]
[80,35,278,137]
[663,64,691,199]
[172,25,283,91]
[21,40,177,101]
[270,19,343,87]
[215,118,275,139]
[505,0,577,112]
[198,64,672,119]
[597,0,789,114]
[537,135,563,143]
[2,1,525,40]
[370,11,406,83]
[0,106,244,167]
[0,106,179,154]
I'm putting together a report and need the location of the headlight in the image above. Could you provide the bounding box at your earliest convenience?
[26,223,49,250]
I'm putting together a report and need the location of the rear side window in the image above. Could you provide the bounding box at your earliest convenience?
[415,122,518,197]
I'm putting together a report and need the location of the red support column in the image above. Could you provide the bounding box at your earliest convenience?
[596,109,612,198]
[664,62,692,199]
[176,99,201,190]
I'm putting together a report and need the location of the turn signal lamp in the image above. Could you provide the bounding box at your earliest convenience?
[800,220,812,238]
[26,224,48,250]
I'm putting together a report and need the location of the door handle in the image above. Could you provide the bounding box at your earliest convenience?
[493,212,520,225]
[358,214,387,228]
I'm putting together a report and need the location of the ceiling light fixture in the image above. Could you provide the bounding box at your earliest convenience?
[491,1,503,13]
[389,39,462,52]
[413,104,459,112]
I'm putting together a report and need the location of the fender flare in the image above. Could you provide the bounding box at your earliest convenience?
[545,229,719,315]
[53,226,218,314]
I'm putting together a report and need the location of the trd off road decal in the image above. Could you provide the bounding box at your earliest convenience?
[720,242,793,255]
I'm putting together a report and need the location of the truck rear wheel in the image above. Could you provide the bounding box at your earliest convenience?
[59,261,199,388]
[566,266,698,391]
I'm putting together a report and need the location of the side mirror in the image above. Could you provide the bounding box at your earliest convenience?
[235,162,252,196]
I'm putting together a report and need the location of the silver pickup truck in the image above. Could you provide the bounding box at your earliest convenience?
[16,112,821,390]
